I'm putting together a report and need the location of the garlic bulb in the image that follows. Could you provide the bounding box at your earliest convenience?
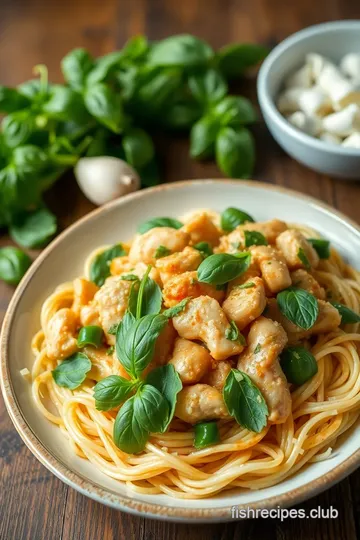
[75,157,140,206]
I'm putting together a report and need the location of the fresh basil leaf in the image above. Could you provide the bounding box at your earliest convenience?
[221,207,255,232]
[85,83,124,133]
[308,238,330,259]
[225,320,245,344]
[154,245,171,259]
[330,302,360,324]
[121,274,139,281]
[190,115,220,159]
[51,352,91,390]
[223,369,268,432]
[43,85,89,124]
[9,207,57,249]
[106,346,115,356]
[218,43,268,79]
[130,67,182,116]
[188,69,228,105]
[216,126,255,178]
[280,346,318,386]
[12,145,48,174]
[193,241,213,258]
[164,100,202,131]
[163,297,191,318]
[254,343,261,354]
[94,375,135,411]
[89,244,126,286]
[137,217,183,234]
[140,277,163,317]
[108,323,120,335]
[138,158,160,188]
[277,287,319,330]
[61,48,94,91]
[113,396,149,454]
[134,384,169,433]
[237,281,255,290]
[146,364,182,429]
[122,35,149,63]
[128,281,140,316]
[0,85,31,113]
[197,252,251,285]
[0,247,31,285]
[244,230,267,247]
[17,79,46,100]
[116,310,136,371]
[117,313,168,378]
[298,247,311,270]
[2,111,35,148]
[213,96,257,126]
[86,51,123,86]
[148,35,214,67]
[122,128,154,168]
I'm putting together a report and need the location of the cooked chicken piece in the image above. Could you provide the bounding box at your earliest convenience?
[218,219,288,253]
[169,338,212,384]
[237,317,291,424]
[182,212,221,247]
[155,246,202,284]
[45,308,78,360]
[266,298,341,344]
[251,246,292,294]
[227,262,261,290]
[173,296,244,360]
[110,257,161,285]
[276,229,319,270]
[79,304,101,327]
[129,227,190,265]
[175,384,229,423]
[85,347,124,381]
[72,278,99,315]
[93,276,132,343]
[163,271,225,308]
[201,361,232,391]
[291,269,326,300]
[223,277,266,330]
[153,321,177,365]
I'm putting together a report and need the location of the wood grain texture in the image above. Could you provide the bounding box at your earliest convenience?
[1,0,360,539]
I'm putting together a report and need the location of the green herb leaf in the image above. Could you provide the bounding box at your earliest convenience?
[163,297,191,318]
[137,217,183,234]
[116,313,168,378]
[197,252,251,285]
[237,281,255,290]
[61,48,94,91]
[122,128,154,169]
[139,277,163,317]
[213,96,257,126]
[193,241,213,258]
[254,343,261,354]
[280,346,318,386]
[146,364,182,430]
[148,34,214,68]
[128,67,182,116]
[86,51,123,86]
[90,244,126,286]
[12,145,48,174]
[43,85,89,124]
[108,323,120,336]
[0,247,31,285]
[244,230,268,247]
[308,238,330,259]
[223,369,268,432]
[218,43,268,79]
[51,352,91,390]
[94,375,135,410]
[0,85,31,113]
[2,111,35,148]
[221,207,255,232]
[190,115,220,159]
[297,247,311,270]
[330,302,360,324]
[85,83,124,133]
[106,346,115,356]
[216,126,255,178]
[121,274,139,281]
[188,69,228,105]
[164,100,202,131]
[113,396,149,454]
[154,245,171,259]
[9,208,57,249]
[225,319,245,344]
[134,384,169,433]
[277,287,319,330]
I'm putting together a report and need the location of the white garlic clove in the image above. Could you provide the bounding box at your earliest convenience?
[277,88,303,114]
[322,103,360,137]
[297,87,333,117]
[286,111,322,136]
[75,156,141,206]
[319,132,342,145]
[305,53,334,81]
[328,79,360,110]
[285,64,312,89]
[341,132,360,149]
[317,63,344,91]
[340,53,360,81]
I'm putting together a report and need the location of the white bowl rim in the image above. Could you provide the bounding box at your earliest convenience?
[1,179,360,523]
[257,20,360,156]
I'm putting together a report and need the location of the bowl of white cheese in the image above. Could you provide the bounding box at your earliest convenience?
[257,20,360,179]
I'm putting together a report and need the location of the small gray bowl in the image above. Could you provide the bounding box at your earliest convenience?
[257,20,360,179]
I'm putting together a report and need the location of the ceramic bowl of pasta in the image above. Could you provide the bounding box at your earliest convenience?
[1,180,360,522]
[257,20,360,179]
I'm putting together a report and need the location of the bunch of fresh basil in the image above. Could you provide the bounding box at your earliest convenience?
[0,35,267,261]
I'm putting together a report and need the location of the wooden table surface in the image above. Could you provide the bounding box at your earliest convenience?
[1,1,360,539]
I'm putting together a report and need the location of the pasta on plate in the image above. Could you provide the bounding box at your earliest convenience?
[29,207,360,499]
